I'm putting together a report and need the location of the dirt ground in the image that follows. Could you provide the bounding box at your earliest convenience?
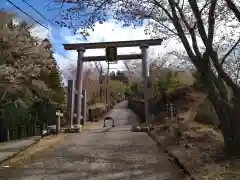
[149,89,240,180]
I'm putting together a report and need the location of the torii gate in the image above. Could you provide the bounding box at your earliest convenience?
[63,39,163,127]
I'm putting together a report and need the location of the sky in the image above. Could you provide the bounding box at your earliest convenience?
[0,0,181,72]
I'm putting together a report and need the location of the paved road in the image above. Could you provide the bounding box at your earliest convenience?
[0,137,40,162]
[0,101,185,180]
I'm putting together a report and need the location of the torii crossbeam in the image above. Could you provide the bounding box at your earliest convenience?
[63,38,163,127]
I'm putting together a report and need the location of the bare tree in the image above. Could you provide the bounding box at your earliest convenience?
[91,61,106,101]
[93,61,103,75]
[225,0,240,22]
[122,60,132,80]
[122,60,142,82]
[122,56,165,82]
[55,0,240,154]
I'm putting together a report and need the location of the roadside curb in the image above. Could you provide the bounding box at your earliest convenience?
[146,131,199,180]
[0,134,68,166]
[0,137,41,166]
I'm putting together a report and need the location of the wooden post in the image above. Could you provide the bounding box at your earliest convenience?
[56,110,63,134]
[81,90,87,125]
[67,79,75,128]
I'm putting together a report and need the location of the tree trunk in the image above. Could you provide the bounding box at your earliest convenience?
[214,96,240,156]
[218,109,240,156]
[203,71,240,156]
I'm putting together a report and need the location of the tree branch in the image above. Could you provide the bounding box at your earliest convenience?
[151,18,178,36]
[173,1,202,58]
[152,0,174,20]
[220,36,240,65]
[206,0,217,52]
[186,0,237,91]
[188,0,208,44]
[225,0,240,22]
[167,0,198,65]
[210,51,237,91]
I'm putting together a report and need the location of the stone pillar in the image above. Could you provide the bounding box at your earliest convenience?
[56,110,63,134]
[81,89,87,125]
[67,79,75,128]
[140,45,150,125]
[75,48,85,125]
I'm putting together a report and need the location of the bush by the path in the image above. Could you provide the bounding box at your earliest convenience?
[147,90,240,179]
[194,99,219,127]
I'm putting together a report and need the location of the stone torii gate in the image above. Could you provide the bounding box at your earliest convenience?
[63,39,163,127]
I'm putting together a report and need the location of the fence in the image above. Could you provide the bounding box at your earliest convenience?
[128,100,179,122]
[0,101,59,142]
[164,103,179,119]
[0,115,43,142]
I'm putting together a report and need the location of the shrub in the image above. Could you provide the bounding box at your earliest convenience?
[173,122,188,138]
[194,99,219,127]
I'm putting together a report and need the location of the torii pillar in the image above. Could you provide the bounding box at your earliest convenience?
[63,38,163,125]
[75,48,85,125]
[140,45,150,124]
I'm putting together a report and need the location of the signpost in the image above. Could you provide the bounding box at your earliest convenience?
[67,80,74,128]
[106,47,118,64]
[106,47,117,62]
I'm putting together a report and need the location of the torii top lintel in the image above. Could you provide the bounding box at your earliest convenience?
[63,38,163,50]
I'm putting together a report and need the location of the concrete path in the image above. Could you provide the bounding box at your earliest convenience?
[0,101,185,180]
[0,137,40,163]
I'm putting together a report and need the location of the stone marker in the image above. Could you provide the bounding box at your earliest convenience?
[56,110,63,134]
